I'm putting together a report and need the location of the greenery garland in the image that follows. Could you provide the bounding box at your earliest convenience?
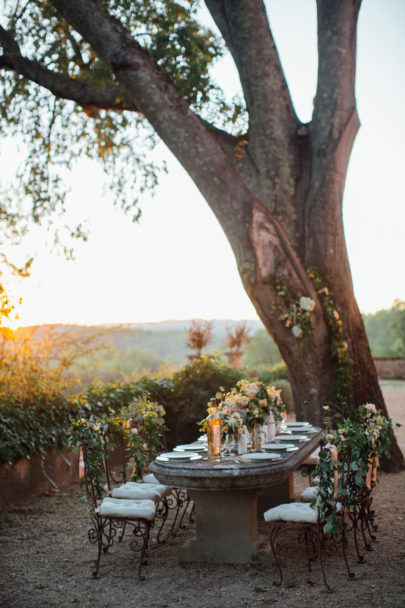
[265,277,315,355]
[123,398,168,480]
[313,405,392,534]
[311,445,343,535]
[307,267,355,419]
[68,397,167,494]
[69,418,107,500]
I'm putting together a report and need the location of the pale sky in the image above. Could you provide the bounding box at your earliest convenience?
[1,0,405,327]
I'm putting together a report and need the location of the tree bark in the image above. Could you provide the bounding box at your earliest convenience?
[11,0,403,469]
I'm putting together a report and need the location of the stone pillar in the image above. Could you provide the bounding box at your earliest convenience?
[178,487,267,564]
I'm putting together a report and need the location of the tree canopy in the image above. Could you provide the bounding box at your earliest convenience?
[0,0,244,256]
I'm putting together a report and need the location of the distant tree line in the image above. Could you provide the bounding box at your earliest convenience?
[363,300,405,358]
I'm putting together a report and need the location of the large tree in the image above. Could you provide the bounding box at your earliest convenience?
[0,0,403,469]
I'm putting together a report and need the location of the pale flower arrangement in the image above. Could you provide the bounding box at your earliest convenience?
[216,380,286,434]
[278,293,315,345]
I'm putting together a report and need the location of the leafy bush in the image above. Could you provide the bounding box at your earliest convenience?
[0,355,247,464]
[0,394,77,464]
[272,379,294,413]
[248,361,289,384]
[168,355,243,445]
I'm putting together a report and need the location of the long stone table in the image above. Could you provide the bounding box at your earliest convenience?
[151,430,322,565]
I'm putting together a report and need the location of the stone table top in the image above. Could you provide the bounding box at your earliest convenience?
[151,429,322,490]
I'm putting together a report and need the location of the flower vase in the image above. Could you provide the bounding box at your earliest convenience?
[260,424,268,445]
[266,413,276,440]
[237,429,248,455]
[223,433,237,455]
[252,426,262,451]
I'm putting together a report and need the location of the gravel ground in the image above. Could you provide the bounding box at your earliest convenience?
[1,382,404,608]
[1,471,405,608]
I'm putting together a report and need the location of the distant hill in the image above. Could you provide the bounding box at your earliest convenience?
[121,319,263,334]
[15,319,266,367]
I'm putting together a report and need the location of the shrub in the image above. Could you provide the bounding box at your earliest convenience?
[0,393,78,464]
[167,355,243,445]
[272,379,294,413]
[247,361,289,384]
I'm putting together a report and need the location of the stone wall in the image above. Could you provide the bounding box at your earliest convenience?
[374,358,405,379]
[0,447,80,510]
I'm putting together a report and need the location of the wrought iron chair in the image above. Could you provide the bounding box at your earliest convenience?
[264,444,354,591]
[80,433,156,579]
[337,448,379,564]
[101,427,171,544]
[299,446,320,485]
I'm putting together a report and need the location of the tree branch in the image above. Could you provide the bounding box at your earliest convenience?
[312,0,362,154]
[0,25,138,112]
[305,1,362,282]
[204,0,298,173]
[48,0,261,276]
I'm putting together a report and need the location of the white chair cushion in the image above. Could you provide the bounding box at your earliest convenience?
[264,500,343,524]
[302,447,320,466]
[264,502,318,524]
[300,486,318,502]
[111,482,168,500]
[143,473,159,484]
[96,497,156,520]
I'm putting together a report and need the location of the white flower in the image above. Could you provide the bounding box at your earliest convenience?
[299,296,315,312]
[292,324,303,338]
[243,382,261,398]
[224,396,236,408]
[365,403,377,415]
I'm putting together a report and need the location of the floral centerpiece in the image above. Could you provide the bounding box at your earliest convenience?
[217,380,285,432]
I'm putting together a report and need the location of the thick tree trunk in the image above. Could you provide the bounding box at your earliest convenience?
[46,0,404,472]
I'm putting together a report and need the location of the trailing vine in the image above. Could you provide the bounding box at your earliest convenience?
[311,445,343,535]
[312,405,392,535]
[123,398,168,480]
[69,418,107,500]
[307,267,355,419]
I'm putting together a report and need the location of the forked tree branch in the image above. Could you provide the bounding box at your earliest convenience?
[312,0,362,155]
[204,0,298,172]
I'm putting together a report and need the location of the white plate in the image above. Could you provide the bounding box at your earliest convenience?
[236,452,281,463]
[262,442,297,450]
[286,421,310,427]
[289,428,316,434]
[275,434,309,441]
[174,444,207,453]
[157,451,201,460]
[197,435,207,442]
[156,454,202,463]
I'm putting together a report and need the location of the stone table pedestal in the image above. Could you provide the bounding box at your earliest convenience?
[179,487,261,563]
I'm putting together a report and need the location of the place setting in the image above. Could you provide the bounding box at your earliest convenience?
[156,451,203,463]
[261,442,298,452]
[234,451,282,464]
[173,442,208,454]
